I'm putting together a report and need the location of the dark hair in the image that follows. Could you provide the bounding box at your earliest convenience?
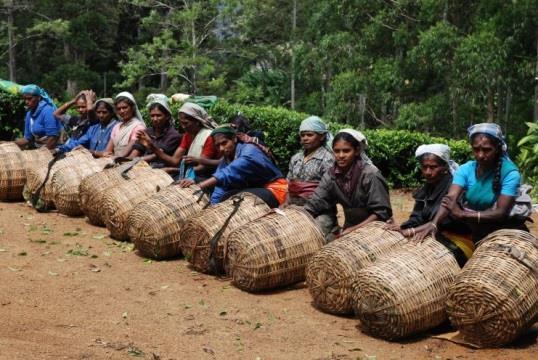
[114,96,135,107]
[230,114,251,133]
[95,101,115,114]
[419,153,448,169]
[471,133,503,194]
[148,103,171,119]
[332,132,361,150]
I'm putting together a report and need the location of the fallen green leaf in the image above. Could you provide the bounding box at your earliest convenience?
[143,259,152,265]
[18,251,27,256]
[63,231,79,237]
[92,234,106,240]
[8,266,21,272]
[219,310,227,316]
[48,271,58,276]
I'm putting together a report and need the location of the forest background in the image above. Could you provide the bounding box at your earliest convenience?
[1,0,538,188]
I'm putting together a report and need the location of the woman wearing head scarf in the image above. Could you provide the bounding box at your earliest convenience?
[56,98,119,157]
[53,90,98,143]
[15,84,62,150]
[230,113,266,143]
[305,129,392,239]
[288,116,336,234]
[145,102,220,180]
[178,125,287,207]
[133,94,181,168]
[102,92,146,157]
[415,123,527,243]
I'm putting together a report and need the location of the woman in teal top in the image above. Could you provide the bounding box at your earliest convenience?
[415,123,526,242]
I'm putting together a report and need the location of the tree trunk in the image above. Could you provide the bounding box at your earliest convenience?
[7,1,16,82]
[534,36,538,122]
[290,0,296,109]
[486,89,495,122]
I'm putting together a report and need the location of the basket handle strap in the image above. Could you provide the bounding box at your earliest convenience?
[31,152,65,212]
[208,194,245,275]
[192,188,211,209]
[120,157,142,179]
[508,246,538,277]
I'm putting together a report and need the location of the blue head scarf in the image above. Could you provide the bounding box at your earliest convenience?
[299,116,334,152]
[467,123,507,154]
[21,84,56,109]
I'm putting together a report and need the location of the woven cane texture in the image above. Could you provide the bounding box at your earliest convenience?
[51,155,112,216]
[225,207,325,292]
[0,152,27,201]
[179,193,271,274]
[128,185,209,259]
[446,230,538,347]
[352,237,460,340]
[100,169,173,240]
[305,221,405,315]
[0,142,21,154]
[23,149,93,210]
[79,161,151,226]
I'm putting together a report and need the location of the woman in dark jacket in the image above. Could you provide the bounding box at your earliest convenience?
[305,129,392,239]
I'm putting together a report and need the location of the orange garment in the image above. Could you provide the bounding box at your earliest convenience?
[265,178,288,205]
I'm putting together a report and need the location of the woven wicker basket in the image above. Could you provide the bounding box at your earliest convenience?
[1,147,57,202]
[351,237,460,340]
[0,142,21,154]
[128,185,210,259]
[51,155,112,216]
[225,207,325,292]
[79,161,151,226]
[305,221,405,315]
[180,193,271,274]
[23,149,93,210]
[99,169,173,240]
[446,230,538,347]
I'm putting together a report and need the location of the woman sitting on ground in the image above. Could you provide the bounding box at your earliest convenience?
[132,94,181,168]
[178,125,287,208]
[415,123,527,243]
[56,98,119,157]
[142,102,220,181]
[305,129,392,239]
[102,92,146,157]
[53,90,97,143]
[387,144,473,265]
[15,84,62,150]
[287,116,336,234]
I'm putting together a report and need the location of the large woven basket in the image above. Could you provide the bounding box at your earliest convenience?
[0,142,21,154]
[446,230,538,347]
[99,169,173,240]
[351,237,460,340]
[128,185,210,259]
[180,193,271,274]
[305,221,405,315]
[225,207,325,292]
[79,161,151,226]
[51,156,113,216]
[1,148,52,201]
[23,149,93,210]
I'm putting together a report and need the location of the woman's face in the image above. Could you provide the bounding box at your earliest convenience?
[150,107,169,130]
[23,95,40,110]
[179,113,199,133]
[115,100,134,121]
[95,103,113,124]
[76,97,88,116]
[300,131,324,152]
[333,139,360,170]
[471,134,499,169]
[420,155,447,185]
[213,133,236,160]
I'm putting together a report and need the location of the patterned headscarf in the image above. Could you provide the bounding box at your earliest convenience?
[211,124,236,137]
[146,93,172,117]
[415,144,459,174]
[21,84,56,109]
[299,116,334,152]
[179,102,217,129]
[467,123,507,153]
[115,91,144,122]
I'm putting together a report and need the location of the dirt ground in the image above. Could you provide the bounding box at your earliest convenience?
[0,191,536,360]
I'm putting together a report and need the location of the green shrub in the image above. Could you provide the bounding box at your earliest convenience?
[0,91,25,140]
[517,122,538,200]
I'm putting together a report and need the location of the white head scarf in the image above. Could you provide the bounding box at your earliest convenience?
[115,91,144,123]
[415,144,459,174]
[146,93,172,117]
[335,129,372,164]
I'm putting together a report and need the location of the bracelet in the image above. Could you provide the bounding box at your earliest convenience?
[477,212,481,224]
[430,223,438,232]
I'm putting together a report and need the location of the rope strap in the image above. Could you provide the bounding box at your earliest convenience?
[31,152,66,212]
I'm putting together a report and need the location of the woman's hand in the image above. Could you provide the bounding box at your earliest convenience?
[177,179,195,188]
[383,221,401,232]
[138,131,153,148]
[412,222,437,242]
[183,156,199,166]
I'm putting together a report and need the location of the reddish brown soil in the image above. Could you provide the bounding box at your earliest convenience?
[0,191,536,359]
